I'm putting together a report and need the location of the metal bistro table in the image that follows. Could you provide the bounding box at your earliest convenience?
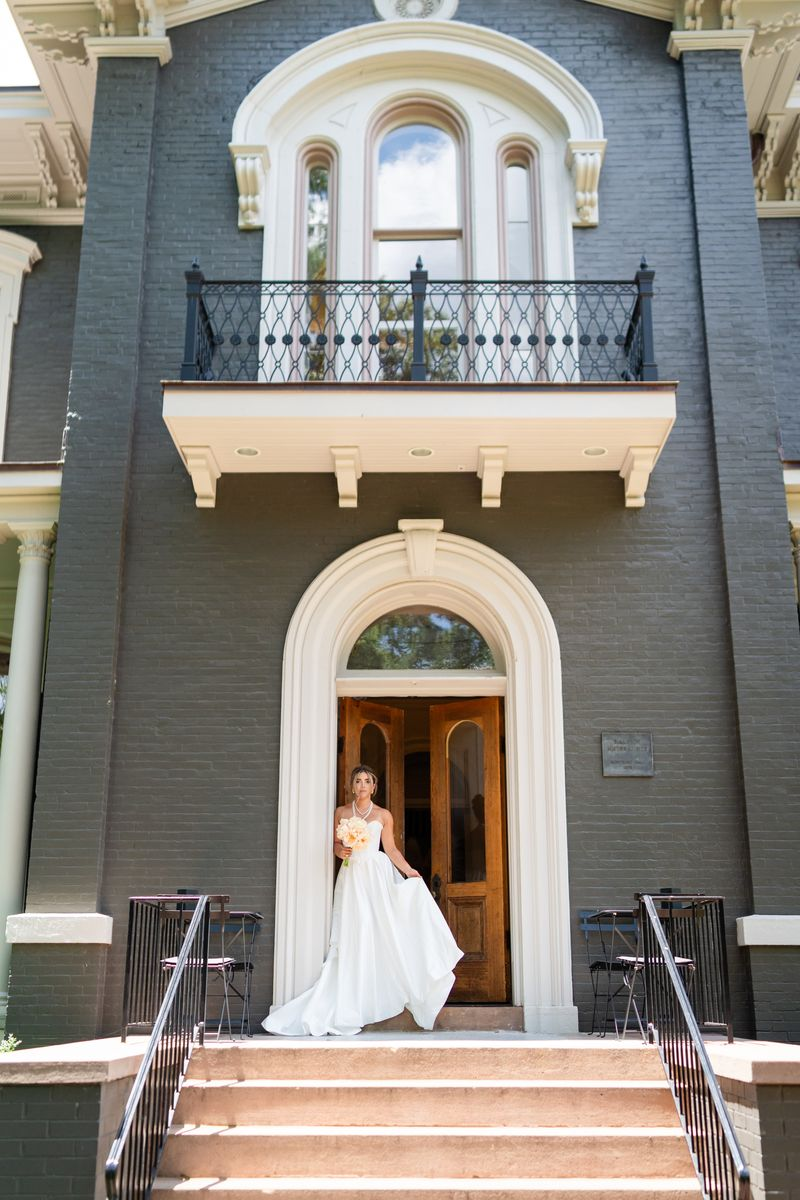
[582,907,643,1038]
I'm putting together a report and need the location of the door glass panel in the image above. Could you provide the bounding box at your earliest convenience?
[348,607,494,670]
[378,124,458,229]
[448,720,486,883]
[359,722,387,807]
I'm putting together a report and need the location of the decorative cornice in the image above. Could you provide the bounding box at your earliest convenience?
[23,122,59,208]
[668,28,755,60]
[84,34,172,64]
[0,230,42,279]
[55,121,87,207]
[757,199,800,217]
[0,207,84,225]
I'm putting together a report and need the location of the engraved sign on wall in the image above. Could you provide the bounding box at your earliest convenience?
[601,732,654,777]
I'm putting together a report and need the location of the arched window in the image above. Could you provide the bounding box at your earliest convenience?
[296,145,336,279]
[347,607,494,670]
[499,144,541,281]
[373,113,465,280]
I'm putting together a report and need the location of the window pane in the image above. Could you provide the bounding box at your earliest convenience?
[378,238,459,280]
[306,164,329,280]
[506,164,532,282]
[348,607,494,670]
[359,723,387,807]
[448,721,486,884]
[378,124,458,229]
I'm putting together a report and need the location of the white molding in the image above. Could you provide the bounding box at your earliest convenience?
[273,521,578,1034]
[0,208,84,226]
[6,912,113,944]
[619,445,659,508]
[477,445,507,508]
[374,0,460,17]
[330,445,362,507]
[578,0,674,21]
[0,231,42,465]
[23,123,59,209]
[84,35,172,65]
[668,29,755,61]
[231,21,606,244]
[397,517,443,576]
[337,670,507,696]
[737,914,800,946]
[229,145,269,231]
[757,199,800,217]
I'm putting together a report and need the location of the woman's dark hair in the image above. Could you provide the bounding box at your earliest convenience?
[349,763,379,794]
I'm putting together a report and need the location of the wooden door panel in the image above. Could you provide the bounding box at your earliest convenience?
[338,698,405,837]
[430,697,508,1003]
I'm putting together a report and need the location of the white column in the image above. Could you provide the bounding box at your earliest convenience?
[0,523,55,1027]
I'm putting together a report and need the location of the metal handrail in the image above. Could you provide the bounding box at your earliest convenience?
[105,896,212,1199]
[179,259,657,385]
[639,893,750,1200]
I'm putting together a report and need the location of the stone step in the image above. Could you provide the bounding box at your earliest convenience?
[177,1078,678,1128]
[366,1007,525,1032]
[159,1125,693,1180]
[154,1176,703,1199]
[190,1040,666,1083]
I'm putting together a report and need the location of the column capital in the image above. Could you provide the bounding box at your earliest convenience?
[8,523,56,563]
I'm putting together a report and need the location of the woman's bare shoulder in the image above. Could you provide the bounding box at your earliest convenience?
[334,804,350,821]
[372,804,391,824]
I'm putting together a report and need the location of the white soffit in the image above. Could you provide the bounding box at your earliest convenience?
[162,381,676,509]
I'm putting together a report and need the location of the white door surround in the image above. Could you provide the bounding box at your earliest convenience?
[273,518,578,1034]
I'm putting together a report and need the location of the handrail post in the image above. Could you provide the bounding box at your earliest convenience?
[410,257,428,382]
[634,257,658,381]
[180,260,205,381]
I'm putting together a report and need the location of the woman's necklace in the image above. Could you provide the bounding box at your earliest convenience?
[352,798,373,820]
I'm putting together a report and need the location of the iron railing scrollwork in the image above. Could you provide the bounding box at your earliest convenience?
[106,895,223,1200]
[638,893,750,1200]
[179,258,658,386]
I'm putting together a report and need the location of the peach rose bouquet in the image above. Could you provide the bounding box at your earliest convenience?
[336,815,371,867]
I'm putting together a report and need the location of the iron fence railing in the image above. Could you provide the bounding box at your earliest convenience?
[179,259,657,385]
[638,893,750,1200]
[106,895,225,1199]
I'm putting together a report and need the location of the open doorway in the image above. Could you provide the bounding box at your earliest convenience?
[338,696,510,1004]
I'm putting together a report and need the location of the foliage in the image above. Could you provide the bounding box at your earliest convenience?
[1,1033,21,1053]
[348,610,493,670]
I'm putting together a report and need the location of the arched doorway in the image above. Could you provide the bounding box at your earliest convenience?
[273,519,577,1033]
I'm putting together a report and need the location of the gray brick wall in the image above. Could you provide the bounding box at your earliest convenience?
[5,947,107,1049]
[759,218,800,461]
[2,225,81,463]
[12,0,799,1043]
[721,1076,800,1200]
[0,1082,100,1198]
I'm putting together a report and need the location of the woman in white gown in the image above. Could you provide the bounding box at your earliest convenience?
[263,764,463,1036]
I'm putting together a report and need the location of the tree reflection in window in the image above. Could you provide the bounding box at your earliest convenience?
[348,607,494,670]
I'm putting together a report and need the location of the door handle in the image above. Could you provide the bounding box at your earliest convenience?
[431,874,442,903]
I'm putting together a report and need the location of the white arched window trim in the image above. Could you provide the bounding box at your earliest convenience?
[230,20,606,282]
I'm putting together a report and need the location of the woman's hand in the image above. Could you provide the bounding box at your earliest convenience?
[334,843,352,861]
[404,868,421,878]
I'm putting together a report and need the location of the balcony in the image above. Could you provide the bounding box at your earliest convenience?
[162,261,676,509]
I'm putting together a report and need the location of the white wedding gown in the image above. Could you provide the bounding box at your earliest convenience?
[263,819,463,1036]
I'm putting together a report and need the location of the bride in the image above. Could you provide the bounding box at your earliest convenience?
[262,764,463,1036]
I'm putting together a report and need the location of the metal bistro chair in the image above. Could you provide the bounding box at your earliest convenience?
[161,893,237,1039]
[207,909,262,1037]
[579,907,643,1037]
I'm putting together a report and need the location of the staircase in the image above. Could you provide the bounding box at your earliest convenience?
[153,1037,701,1199]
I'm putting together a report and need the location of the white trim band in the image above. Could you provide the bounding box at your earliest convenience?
[736,915,800,947]
[6,913,114,945]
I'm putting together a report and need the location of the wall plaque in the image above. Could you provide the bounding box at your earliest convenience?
[601,732,654,777]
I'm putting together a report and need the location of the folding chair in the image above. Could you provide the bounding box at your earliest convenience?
[579,907,643,1037]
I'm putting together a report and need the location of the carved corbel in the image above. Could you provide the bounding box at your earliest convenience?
[182,446,221,508]
[785,127,800,202]
[229,145,269,230]
[565,140,605,227]
[398,519,444,578]
[683,0,705,31]
[721,0,738,30]
[134,0,166,38]
[24,124,59,209]
[94,0,116,36]
[330,446,362,508]
[55,123,87,208]
[754,114,782,200]
[620,447,659,509]
[477,446,507,509]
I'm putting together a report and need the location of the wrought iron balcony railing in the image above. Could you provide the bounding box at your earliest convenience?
[180,260,657,386]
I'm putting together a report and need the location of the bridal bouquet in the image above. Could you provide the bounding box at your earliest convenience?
[336,815,371,867]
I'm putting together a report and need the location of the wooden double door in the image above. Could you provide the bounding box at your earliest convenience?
[338,696,509,1003]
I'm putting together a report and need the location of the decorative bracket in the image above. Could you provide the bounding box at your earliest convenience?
[565,140,606,226]
[620,446,659,509]
[398,518,444,578]
[229,145,269,230]
[24,124,59,209]
[330,446,362,508]
[477,446,507,508]
[182,446,221,508]
[55,123,87,208]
